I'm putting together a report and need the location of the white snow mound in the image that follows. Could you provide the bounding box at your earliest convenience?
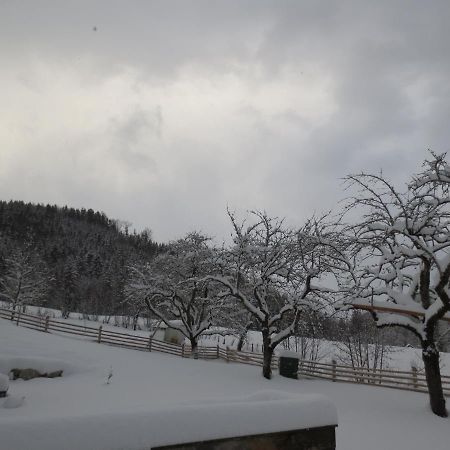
[3,395,25,409]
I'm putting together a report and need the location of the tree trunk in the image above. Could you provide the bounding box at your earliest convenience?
[237,335,245,352]
[422,342,447,417]
[262,345,274,379]
[132,313,140,331]
[262,336,274,379]
[10,304,16,321]
[237,327,248,352]
[190,338,199,359]
[237,320,252,352]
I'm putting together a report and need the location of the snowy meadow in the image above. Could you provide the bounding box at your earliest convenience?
[1,318,449,449]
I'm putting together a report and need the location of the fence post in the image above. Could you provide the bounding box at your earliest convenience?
[16,309,21,326]
[44,316,50,332]
[332,359,337,382]
[226,346,230,363]
[411,366,418,390]
[97,326,102,343]
[148,336,152,352]
[181,343,185,358]
[216,345,219,359]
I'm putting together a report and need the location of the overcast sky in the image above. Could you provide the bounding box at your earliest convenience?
[1,1,450,242]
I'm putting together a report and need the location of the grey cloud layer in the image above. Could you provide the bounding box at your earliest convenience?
[1,1,449,241]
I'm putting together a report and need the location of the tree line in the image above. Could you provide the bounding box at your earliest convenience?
[0,201,166,318]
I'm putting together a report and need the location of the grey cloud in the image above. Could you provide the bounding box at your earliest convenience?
[1,1,450,241]
[109,106,162,170]
[0,1,270,77]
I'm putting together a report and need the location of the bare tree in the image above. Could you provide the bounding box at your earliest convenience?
[210,210,344,379]
[282,310,328,364]
[128,232,224,356]
[341,152,450,417]
[0,247,49,315]
[334,311,391,380]
[235,312,254,352]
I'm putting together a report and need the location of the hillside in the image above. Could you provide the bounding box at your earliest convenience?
[0,200,165,317]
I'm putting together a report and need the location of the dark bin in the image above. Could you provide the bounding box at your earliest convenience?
[279,355,299,379]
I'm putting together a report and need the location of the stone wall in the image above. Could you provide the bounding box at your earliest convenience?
[154,425,336,450]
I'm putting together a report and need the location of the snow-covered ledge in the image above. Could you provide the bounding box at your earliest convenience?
[1,391,337,450]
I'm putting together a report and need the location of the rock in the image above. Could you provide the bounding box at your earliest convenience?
[9,368,63,381]
[47,370,63,378]
[9,368,43,381]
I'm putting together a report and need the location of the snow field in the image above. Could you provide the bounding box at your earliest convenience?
[1,320,449,449]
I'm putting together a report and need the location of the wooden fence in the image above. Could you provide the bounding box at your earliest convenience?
[1,307,449,396]
[296,359,450,395]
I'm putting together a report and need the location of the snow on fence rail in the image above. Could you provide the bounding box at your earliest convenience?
[1,307,449,396]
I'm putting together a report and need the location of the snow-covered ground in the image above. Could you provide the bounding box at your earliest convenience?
[1,319,449,450]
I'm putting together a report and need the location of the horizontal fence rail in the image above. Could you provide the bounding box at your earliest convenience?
[1,307,449,396]
[296,360,450,395]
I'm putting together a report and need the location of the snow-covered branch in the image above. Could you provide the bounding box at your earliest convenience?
[126,232,224,353]
[339,152,450,417]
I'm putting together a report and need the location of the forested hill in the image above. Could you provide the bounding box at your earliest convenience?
[0,200,165,316]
